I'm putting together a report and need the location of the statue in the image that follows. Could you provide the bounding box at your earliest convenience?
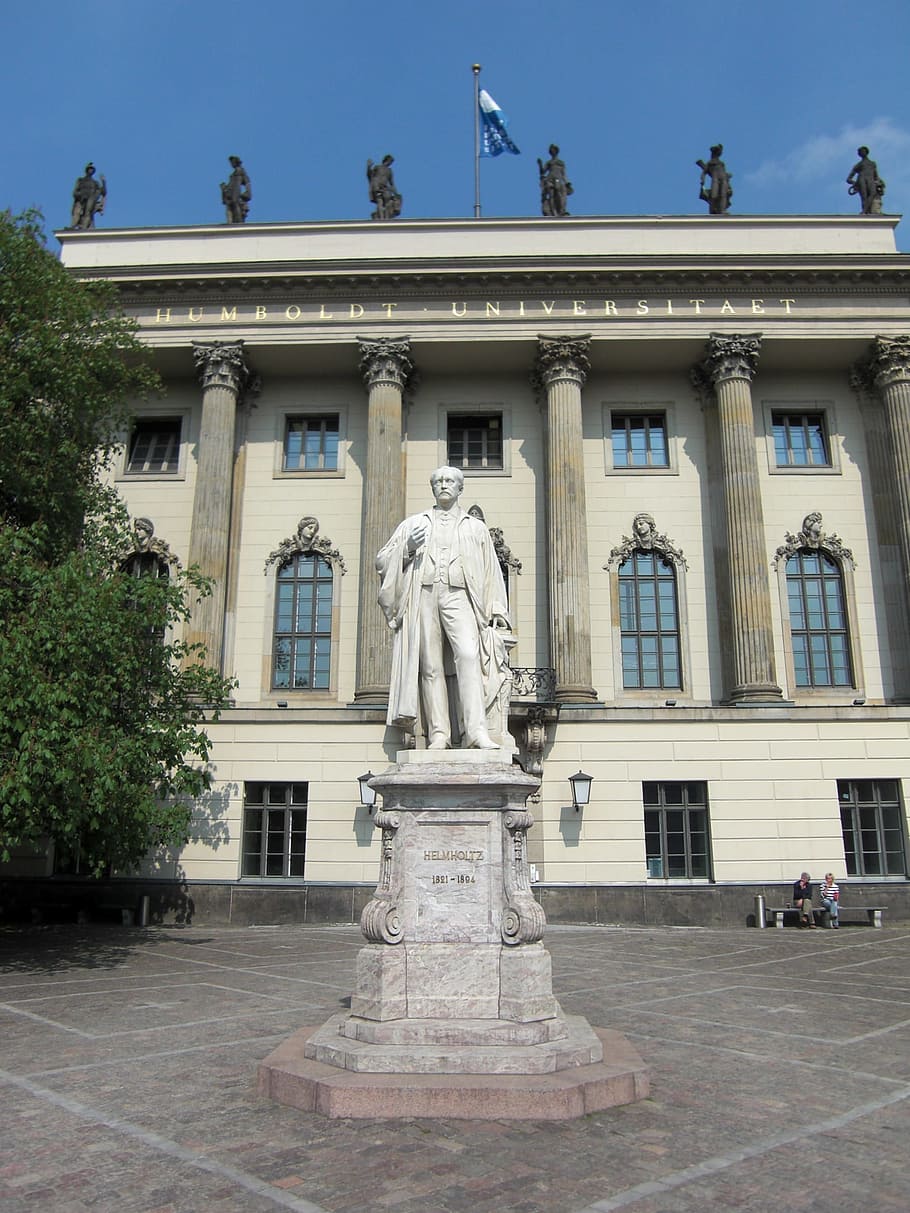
[696,145,732,214]
[69,163,107,229]
[537,145,573,216]
[366,155,402,220]
[376,466,511,750]
[847,147,885,215]
[221,156,252,223]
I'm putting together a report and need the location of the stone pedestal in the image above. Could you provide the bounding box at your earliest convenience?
[259,753,649,1119]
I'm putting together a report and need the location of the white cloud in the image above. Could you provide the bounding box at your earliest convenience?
[746,118,910,189]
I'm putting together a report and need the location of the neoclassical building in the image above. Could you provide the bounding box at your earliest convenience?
[17,212,910,925]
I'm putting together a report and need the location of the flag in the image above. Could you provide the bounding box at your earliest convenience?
[478,89,520,157]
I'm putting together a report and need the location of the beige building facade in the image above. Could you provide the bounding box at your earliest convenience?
[21,213,910,925]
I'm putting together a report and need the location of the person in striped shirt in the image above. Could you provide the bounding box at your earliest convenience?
[819,873,840,928]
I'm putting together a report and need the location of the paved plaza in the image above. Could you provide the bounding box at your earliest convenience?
[1,921,909,1213]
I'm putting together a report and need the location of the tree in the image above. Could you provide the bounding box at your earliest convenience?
[0,212,234,875]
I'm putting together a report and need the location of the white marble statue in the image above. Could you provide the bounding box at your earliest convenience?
[377,466,511,749]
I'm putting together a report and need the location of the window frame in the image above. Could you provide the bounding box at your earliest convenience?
[438,405,512,477]
[837,779,908,879]
[775,541,863,702]
[120,413,188,480]
[763,402,840,475]
[275,410,346,478]
[643,781,713,881]
[271,551,335,694]
[617,549,683,691]
[241,781,309,880]
[604,404,677,475]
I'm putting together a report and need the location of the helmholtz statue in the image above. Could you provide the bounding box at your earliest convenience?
[376,466,512,751]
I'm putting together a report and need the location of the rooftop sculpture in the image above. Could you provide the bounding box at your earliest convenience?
[696,145,732,214]
[366,154,402,220]
[537,145,572,216]
[847,147,885,215]
[69,163,107,229]
[221,156,252,224]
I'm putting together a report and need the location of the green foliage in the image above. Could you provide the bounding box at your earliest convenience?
[0,210,157,558]
[0,213,234,874]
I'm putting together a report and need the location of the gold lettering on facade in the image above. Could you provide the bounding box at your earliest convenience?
[255,305,267,320]
[572,301,587,315]
[349,303,364,319]
[318,304,334,319]
[689,299,705,314]
[286,305,301,320]
[451,302,467,317]
[751,300,765,314]
[154,308,171,324]
[221,306,237,321]
[541,301,556,315]
[637,300,649,314]
[517,301,526,316]
[485,302,501,317]
[381,303,398,318]
[188,307,204,322]
[720,300,735,315]
[779,298,795,314]
[666,300,673,314]
[604,301,618,315]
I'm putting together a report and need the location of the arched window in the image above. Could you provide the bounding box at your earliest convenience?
[273,552,333,690]
[785,549,852,687]
[618,550,681,689]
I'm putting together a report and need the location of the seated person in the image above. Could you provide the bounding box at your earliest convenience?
[792,872,816,927]
[819,873,840,928]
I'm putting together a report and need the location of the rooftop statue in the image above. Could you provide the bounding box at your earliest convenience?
[221,156,252,224]
[69,163,107,229]
[376,466,511,750]
[537,145,573,216]
[366,154,402,220]
[847,147,885,215]
[696,145,732,215]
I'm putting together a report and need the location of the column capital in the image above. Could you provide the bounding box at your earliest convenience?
[357,336,414,391]
[192,341,251,396]
[534,334,591,392]
[698,332,762,388]
[870,335,910,391]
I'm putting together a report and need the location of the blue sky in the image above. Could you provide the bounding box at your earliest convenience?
[5,0,910,247]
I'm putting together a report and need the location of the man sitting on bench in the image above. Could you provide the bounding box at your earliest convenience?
[793,872,816,928]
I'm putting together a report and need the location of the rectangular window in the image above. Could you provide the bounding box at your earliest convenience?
[242,782,308,878]
[284,415,339,471]
[838,779,906,877]
[772,412,830,467]
[447,413,503,470]
[611,413,668,469]
[127,417,182,474]
[643,782,710,878]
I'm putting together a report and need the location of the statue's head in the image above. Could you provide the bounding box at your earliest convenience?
[229,155,242,167]
[85,163,95,176]
[802,511,823,540]
[297,516,319,544]
[430,466,464,504]
[383,154,394,165]
[633,512,656,538]
[858,146,869,157]
[549,144,559,156]
[710,145,723,158]
[133,517,154,547]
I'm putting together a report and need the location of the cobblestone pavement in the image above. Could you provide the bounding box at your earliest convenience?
[1,921,909,1213]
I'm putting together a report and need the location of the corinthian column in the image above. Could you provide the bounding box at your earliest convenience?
[185,341,250,672]
[354,337,414,703]
[699,333,782,702]
[869,336,910,603]
[534,335,597,703]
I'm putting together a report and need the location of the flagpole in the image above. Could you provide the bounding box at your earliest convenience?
[472,63,481,218]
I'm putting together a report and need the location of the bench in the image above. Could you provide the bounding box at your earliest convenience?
[764,904,885,929]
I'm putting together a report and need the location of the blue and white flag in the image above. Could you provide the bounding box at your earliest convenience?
[478,88,520,157]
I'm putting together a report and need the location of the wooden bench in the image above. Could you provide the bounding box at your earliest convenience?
[764,904,885,929]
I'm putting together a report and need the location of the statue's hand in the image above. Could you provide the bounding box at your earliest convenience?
[406,519,429,557]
